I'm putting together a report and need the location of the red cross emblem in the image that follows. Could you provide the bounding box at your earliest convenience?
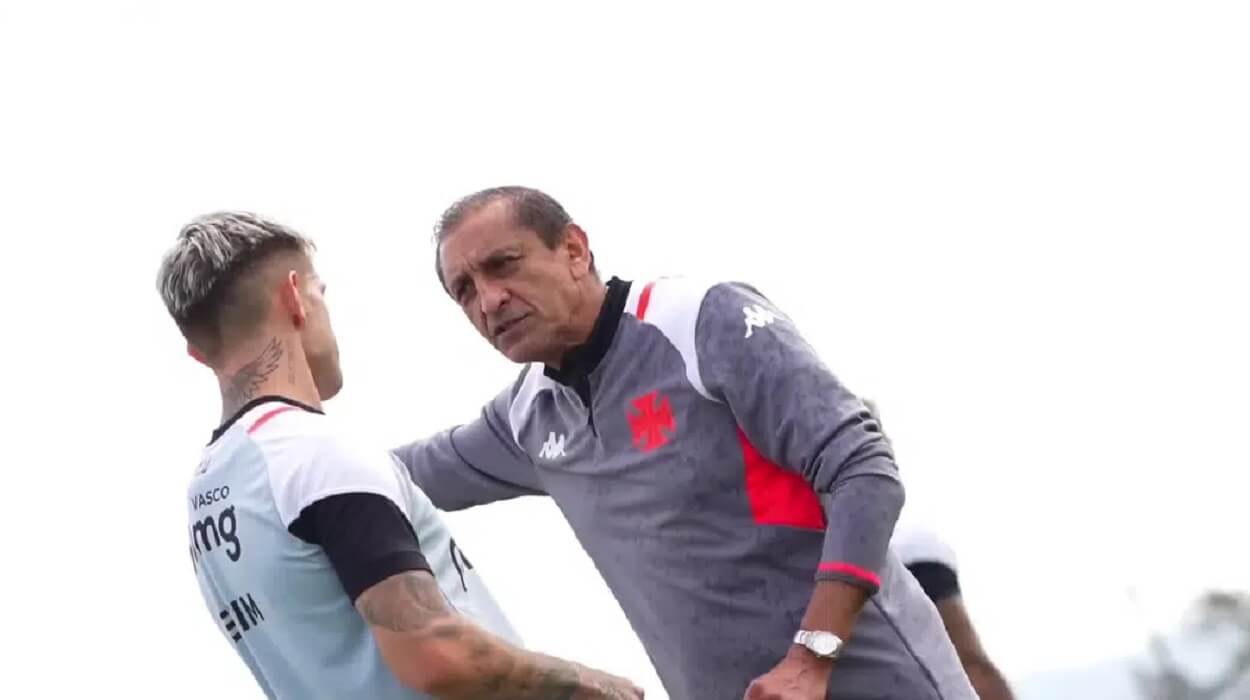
[627,391,676,452]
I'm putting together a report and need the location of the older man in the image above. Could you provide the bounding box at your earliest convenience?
[393,187,977,700]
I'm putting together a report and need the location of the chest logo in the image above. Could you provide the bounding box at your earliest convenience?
[627,391,676,452]
[743,303,778,338]
[539,431,567,459]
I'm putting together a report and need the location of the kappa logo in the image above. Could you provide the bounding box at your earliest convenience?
[743,304,778,338]
[539,432,567,459]
[627,391,676,452]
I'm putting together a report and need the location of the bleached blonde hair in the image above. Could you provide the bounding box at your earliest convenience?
[156,211,314,359]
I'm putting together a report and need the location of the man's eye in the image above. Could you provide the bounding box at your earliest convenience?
[494,254,524,271]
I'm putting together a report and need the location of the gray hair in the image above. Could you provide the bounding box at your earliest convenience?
[435,186,573,250]
[156,211,314,356]
[433,186,594,291]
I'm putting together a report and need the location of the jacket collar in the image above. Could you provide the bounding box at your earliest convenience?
[544,276,631,387]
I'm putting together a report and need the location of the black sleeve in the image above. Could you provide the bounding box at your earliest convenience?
[288,492,431,602]
[906,561,961,604]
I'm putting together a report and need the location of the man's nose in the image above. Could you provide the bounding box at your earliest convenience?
[478,279,511,316]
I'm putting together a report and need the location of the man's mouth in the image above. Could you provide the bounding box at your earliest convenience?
[492,314,529,340]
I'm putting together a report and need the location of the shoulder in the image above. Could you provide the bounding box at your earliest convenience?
[244,401,358,465]
[891,518,960,573]
[625,276,717,322]
[623,277,723,399]
[246,404,409,525]
[893,516,963,603]
[623,277,785,399]
[626,276,778,319]
[632,277,788,335]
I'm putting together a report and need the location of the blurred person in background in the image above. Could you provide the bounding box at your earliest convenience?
[869,400,1016,700]
[891,522,1016,700]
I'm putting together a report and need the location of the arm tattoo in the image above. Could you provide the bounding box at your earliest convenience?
[357,570,451,633]
[223,337,283,412]
[471,651,584,700]
[358,572,627,699]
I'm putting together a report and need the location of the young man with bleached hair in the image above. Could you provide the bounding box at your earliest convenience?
[157,211,643,700]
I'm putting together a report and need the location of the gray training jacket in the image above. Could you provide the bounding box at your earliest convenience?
[393,276,977,700]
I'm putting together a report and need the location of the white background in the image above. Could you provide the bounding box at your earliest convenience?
[0,1,1246,697]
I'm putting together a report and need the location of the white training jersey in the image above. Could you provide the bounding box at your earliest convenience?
[890,507,964,604]
[891,516,959,574]
[187,397,520,699]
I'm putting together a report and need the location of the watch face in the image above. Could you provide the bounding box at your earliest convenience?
[811,633,840,656]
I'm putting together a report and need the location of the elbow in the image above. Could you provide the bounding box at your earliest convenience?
[952,644,1015,699]
[854,469,904,524]
[965,659,1017,700]
[881,470,904,511]
[377,617,483,696]
[397,660,467,697]
[824,452,903,506]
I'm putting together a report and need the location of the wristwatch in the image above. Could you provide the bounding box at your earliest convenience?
[793,630,843,660]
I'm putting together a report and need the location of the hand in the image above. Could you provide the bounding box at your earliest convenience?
[574,665,645,700]
[743,648,832,700]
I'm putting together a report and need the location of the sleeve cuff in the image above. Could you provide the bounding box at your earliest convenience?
[340,550,431,603]
[816,561,882,594]
[905,561,960,603]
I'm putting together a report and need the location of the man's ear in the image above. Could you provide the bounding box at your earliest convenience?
[564,224,594,279]
[278,270,308,329]
[186,342,209,367]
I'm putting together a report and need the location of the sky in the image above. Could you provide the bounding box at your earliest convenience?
[0,2,1246,697]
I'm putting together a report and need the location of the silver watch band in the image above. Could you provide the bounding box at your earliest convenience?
[793,630,843,659]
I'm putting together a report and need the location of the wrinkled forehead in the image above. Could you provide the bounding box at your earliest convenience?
[439,204,538,279]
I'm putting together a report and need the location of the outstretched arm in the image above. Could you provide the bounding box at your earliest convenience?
[393,379,547,511]
[279,427,639,700]
[357,570,642,699]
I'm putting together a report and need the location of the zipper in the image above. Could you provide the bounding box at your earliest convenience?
[575,376,598,437]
